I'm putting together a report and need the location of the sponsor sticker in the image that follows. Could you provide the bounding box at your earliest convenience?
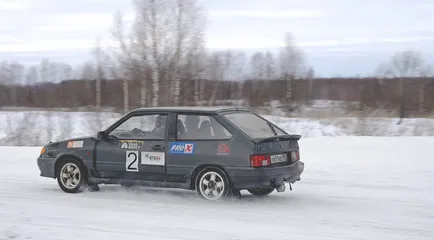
[67,140,84,148]
[141,151,165,166]
[217,143,230,155]
[120,140,144,150]
[168,142,195,154]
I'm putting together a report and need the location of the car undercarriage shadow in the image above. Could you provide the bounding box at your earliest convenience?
[95,184,301,203]
[40,182,307,205]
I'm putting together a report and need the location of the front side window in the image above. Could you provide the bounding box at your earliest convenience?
[177,114,232,140]
[222,112,287,139]
[109,114,167,140]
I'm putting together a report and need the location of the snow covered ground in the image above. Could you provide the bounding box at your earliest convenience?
[1,110,434,146]
[1,137,433,240]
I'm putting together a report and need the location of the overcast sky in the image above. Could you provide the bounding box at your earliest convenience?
[0,0,433,77]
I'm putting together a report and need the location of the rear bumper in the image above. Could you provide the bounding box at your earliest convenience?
[227,161,304,190]
[37,157,56,178]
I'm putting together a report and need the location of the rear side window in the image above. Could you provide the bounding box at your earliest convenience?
[177,114,232,140]
[223,112,286,139]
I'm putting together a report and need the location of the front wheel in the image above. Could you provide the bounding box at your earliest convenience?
[56,158,87,193]
[247,187,275,196]
[196,167,230,201]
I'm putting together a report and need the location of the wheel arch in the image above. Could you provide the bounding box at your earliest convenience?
[54,154,87,179]
[189,164,232,190]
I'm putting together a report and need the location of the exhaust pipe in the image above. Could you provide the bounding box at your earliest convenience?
[276,184,286,192]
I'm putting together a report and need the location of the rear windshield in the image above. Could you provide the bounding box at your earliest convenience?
[222,112,287,139]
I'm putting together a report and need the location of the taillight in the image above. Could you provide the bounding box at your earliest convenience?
[291,150,300,162]
[250,154,270,167]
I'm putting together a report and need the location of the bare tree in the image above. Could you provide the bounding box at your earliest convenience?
[38,59,54,142]
[79,61,96,80]
[264,51,277,80]
[305,67,315,105]
[183,48,207,105]
[206,51,224,106]
[278,33,306,111]
[375,50,431,123]
[25,65,39,107]
[92,38,104,110]
[9,62,25,85]
[206,50,234,106]
[131,19,150,107]
[232,52,248,105]
[249,52,266,80]
[0,61,38,145]
[249,51,277,81]
[170,0,206,106]
[111,11,132,113]
[0,61,25,106]
[109,0,206,107]
[57,62,73,81]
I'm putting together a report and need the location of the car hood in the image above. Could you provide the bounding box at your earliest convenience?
[49,135,94,146]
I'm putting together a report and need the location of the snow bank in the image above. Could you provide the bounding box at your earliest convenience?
[0,110,433,146]
[266,115,434,137]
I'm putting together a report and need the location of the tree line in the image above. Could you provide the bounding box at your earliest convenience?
[0,0,433,119]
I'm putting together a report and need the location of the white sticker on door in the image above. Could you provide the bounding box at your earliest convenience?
[126,151,139,172]
[141,152,165,166]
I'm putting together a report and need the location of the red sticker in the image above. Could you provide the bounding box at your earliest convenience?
[185,144,193,152]
[217,143,230,155]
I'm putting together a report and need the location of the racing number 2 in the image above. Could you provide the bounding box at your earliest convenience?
[126,151,139,172]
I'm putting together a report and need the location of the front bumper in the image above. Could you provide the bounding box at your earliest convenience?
[227,161,304,190]
[37,157,56,178]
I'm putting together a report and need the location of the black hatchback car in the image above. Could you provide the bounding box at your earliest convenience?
[37,107,304,201]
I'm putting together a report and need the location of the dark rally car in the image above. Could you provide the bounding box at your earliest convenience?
[37,107,304,201]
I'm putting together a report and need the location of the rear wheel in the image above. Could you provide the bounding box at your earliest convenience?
[195,167,230,201]
[248,187,275,196]
[56,158,88,193]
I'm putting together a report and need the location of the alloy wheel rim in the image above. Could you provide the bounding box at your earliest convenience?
[60,163,81,189]
[199,171,225,200]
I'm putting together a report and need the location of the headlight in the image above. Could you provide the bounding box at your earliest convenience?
[40,147,46,155]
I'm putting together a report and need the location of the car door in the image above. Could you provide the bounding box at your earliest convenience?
[95,112,168,181]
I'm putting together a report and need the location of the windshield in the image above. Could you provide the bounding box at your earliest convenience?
[223,112,287,139]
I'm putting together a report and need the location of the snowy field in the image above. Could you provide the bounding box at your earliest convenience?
[1,137,433,240]
[1,109,434,146]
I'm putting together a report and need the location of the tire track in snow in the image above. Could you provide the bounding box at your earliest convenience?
[1,138,434,240]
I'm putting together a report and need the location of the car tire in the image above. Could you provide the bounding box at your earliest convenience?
[56,158,88,193]
[195,167,230,201]
[247,187,275,196]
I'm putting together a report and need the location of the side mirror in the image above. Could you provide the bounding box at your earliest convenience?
[97,131,108,139]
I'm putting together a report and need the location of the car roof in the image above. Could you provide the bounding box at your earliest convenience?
[129,106,252,114]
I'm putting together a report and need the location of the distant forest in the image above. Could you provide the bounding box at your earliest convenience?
[1,0,433,118]
[1,76,433,118]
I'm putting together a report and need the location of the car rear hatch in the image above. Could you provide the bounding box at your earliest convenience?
[220,110,301,168]
[250,135,301,168]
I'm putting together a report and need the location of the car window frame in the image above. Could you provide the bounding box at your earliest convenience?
[104,111,170,141]
[174,112,234,141]
[220,111,289,140]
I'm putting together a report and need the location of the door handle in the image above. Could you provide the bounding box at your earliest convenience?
[152,144,165,150]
